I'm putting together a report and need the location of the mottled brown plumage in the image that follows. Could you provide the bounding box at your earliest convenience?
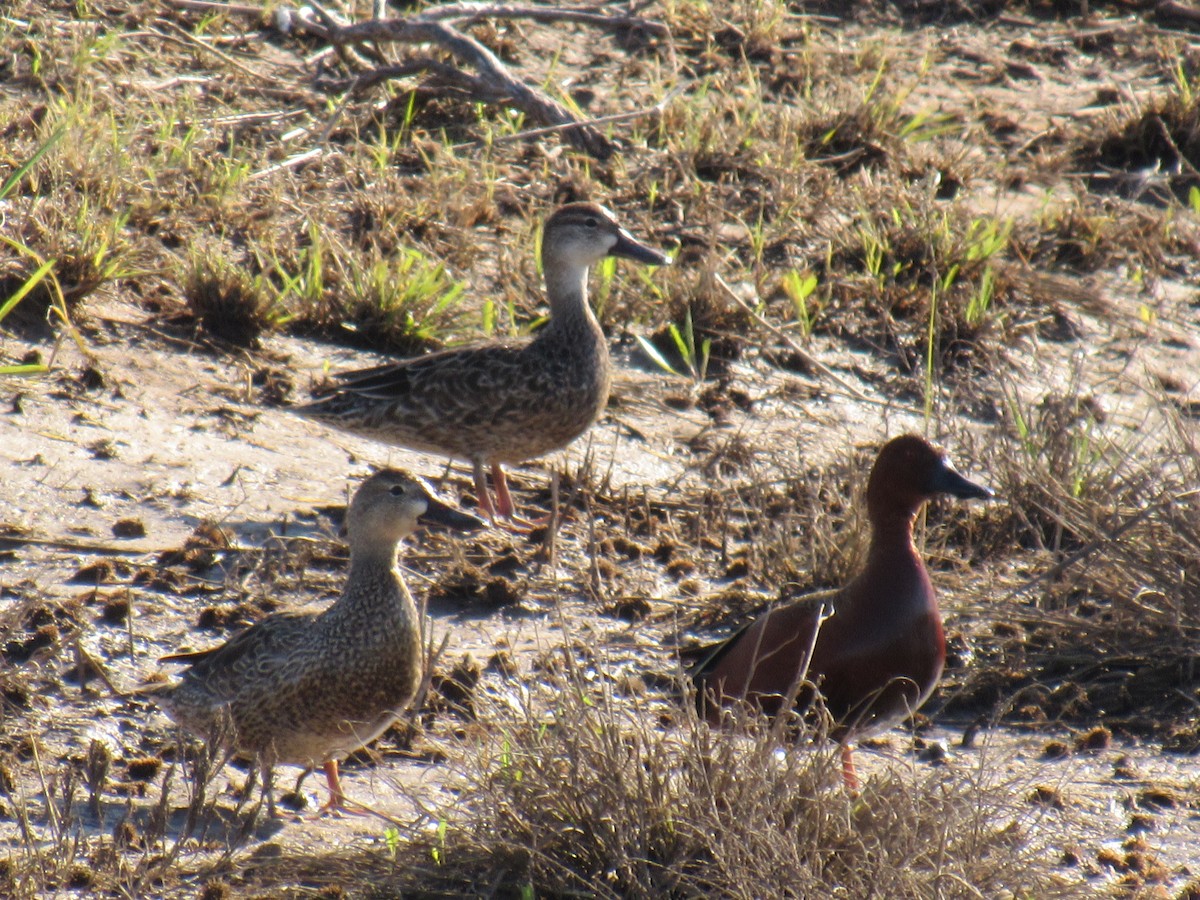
[295,203,672,524]
[145,469,483,815]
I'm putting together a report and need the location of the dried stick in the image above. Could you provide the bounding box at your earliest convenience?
[714,273,883,407]
[468,82,686,150]
[166,0,670,158]
[1156,0,1200,30]
[164,0,265,14]
[149,22,268,80]
[298,4,631,158]
[419,2,670,36]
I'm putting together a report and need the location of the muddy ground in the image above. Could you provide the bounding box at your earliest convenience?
[2,1,1200,897]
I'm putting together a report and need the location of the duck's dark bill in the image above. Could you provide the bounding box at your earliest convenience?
[611,229,672,266]
[928,460,994,501]
[419,498,487,532]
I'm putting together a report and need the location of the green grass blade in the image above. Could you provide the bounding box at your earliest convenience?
[0,258,57,323]
[635,334,679,376]
[0,124,67,201]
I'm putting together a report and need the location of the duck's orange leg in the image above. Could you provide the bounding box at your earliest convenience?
[316,760,367,817]
[840,744,861,793]
[492,463,515,520]
[491,463,543,532]
[318,760,346,814]
[471,460,500,523]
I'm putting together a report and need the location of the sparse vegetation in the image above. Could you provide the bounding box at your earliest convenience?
[2,0,1199,896]
[181,244,280,346]
[376,661,1074,898]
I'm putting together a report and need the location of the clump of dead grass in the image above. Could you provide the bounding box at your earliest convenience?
[951,397,1200,725]
[379,652,1078,898]
[818,183,1022,383]
[1074,70,1200,206]
[180,246,278,347]
[261,232,473,353]
[0,725,260,900]
[724,453,864,596]
[0,189,136,330]
[237,208,483,355]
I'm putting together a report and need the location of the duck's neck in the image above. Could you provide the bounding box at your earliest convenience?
[343,546,418,620]
[868,504,918,541]
[542,256,598,332]
[863,507,934,608]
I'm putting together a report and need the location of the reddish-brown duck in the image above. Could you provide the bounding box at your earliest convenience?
[691,434,993,789]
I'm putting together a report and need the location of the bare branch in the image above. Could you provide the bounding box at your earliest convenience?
[461,82,687,151]
[175,1,669,158]
[295,7,638,158]
[714,274,884,408]
[418,2,670,37]
[163,0,265,15]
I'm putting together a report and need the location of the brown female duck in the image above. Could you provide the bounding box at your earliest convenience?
[145,469,483,815]
[295,203,671,525]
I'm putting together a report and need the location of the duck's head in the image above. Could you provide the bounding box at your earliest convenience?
[348,468,485,550]
[542,202,672,271]
[866,434,994,523]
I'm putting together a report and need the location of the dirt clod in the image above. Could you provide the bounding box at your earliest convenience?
[111,518,146,539]
[125,757,162,782]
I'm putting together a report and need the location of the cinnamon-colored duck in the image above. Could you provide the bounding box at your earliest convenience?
[691,434,993,789]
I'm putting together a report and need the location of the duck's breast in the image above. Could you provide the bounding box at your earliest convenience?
[809,569,945,738]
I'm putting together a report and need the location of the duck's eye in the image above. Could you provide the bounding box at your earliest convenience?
[389,484,406,497]
[584,217,598,228]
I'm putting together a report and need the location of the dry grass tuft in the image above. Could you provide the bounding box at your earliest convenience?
[949,400,1200,726]
[1075,78,1200,206]
[181,246,278,347]
[820,185,1019,383]
[378,654,1080,898]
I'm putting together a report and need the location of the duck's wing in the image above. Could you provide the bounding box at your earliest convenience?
[297,339,534,418]
[159,610,316,690]
[687,588,840,682]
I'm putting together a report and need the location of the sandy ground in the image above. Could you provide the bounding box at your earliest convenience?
[4,6,1200,894]
[2,287,1198,893]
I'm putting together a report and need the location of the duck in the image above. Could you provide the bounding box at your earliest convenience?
[143,468,484,816]
[690,434,993,789]
[294,202,672,526]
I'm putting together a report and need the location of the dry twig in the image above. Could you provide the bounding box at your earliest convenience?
[291,2,669,158]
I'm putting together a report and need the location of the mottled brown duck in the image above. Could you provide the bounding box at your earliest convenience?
[144,469,483,816]
[295,202,672,525]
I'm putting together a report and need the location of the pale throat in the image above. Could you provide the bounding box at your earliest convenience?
[542,257,592,317]
[348,543,403,577]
